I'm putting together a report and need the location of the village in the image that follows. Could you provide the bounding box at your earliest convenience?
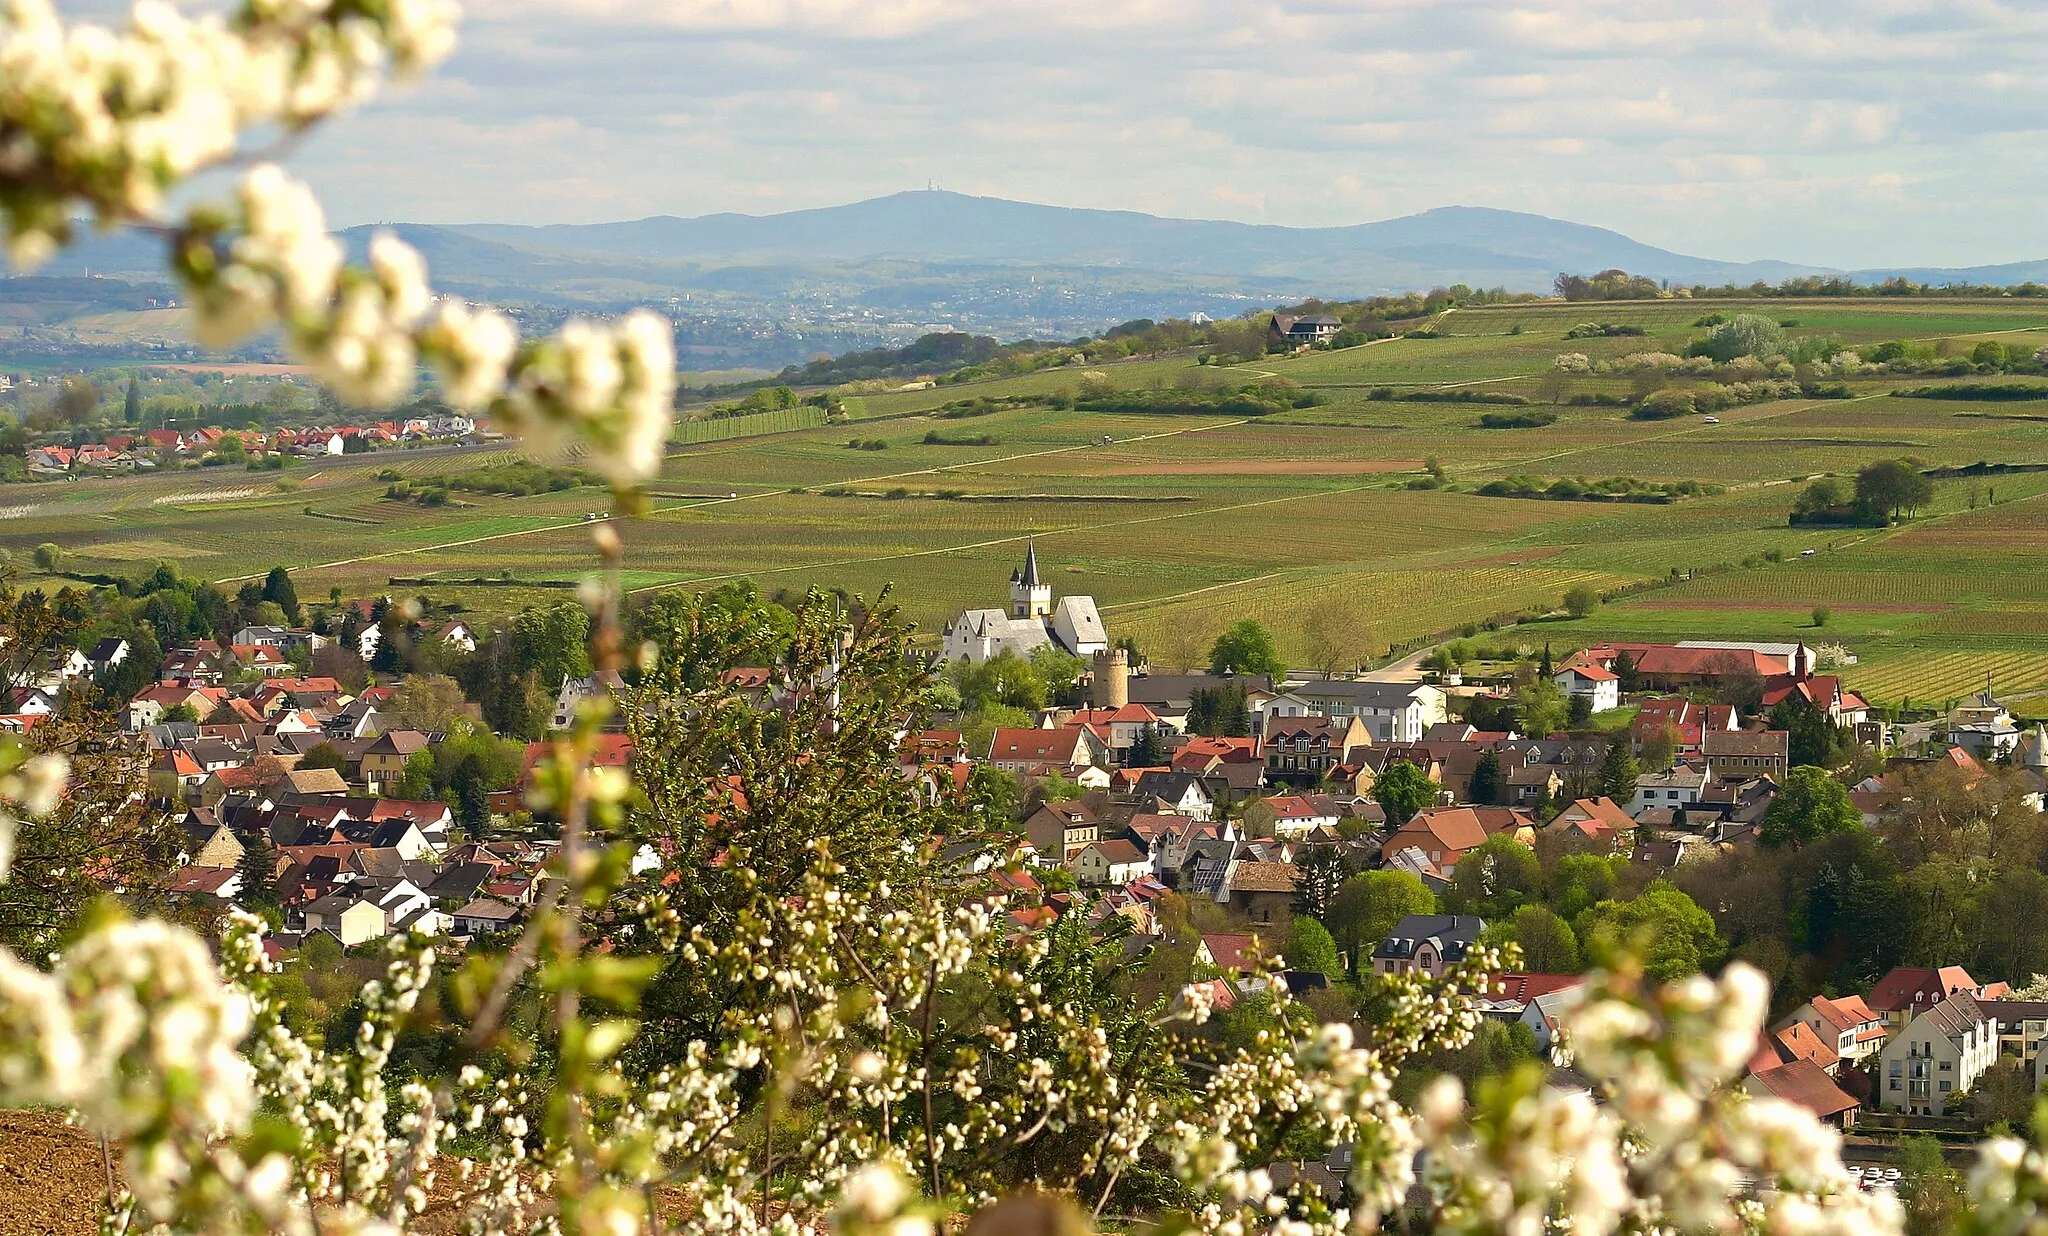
[0,541,2016,1170]
[20,413,481,474]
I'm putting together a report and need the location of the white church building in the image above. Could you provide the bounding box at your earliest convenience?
[943,543,1107,663]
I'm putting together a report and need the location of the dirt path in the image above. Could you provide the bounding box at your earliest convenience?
[0,1109,107,1236]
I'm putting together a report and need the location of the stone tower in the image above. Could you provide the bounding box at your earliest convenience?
[1009,539,1052,619]
[1092,646,1130,709]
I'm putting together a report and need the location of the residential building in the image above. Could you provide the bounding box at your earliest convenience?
[1950,686,2023,759]
[988,727,1107,778]
[1880,992,1998,1115]
[1268,314,1341,347]
[1552,664,1620,713]
[1868,964,2005,1031]
[1022,800,1099,861]
[1703,730,1789,783]
[1071,838,1154,886]
[1551,797,1634,842]
[1265,679,1447,744]
[1779,993,1888,1066]
[1381,806,1535,876]
[1626,765,1708,815]
[1746,1059,1860,1128]
[1371,914,1485,978]
[1262,715,1369,782]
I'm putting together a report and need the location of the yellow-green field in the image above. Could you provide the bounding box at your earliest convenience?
[7,297,2048,705]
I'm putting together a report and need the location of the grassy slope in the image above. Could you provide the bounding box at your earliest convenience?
[6,298,2048,703]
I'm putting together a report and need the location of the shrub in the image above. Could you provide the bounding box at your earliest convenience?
[1632,389,1697,420]
[1477,410,1559,429]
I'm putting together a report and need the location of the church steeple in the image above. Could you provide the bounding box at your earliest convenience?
[1010,539,1052,619]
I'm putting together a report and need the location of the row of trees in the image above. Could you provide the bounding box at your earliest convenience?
[1790,458,1937,525]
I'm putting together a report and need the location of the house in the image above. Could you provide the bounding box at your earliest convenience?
[1381,806,1535,875]
[1476,972,1586,1021]
[1126,770,1216,820]
[1552,664,1620,713]
[1261,715,1370,783]
[1879,991,1998,1115]
[1520,986,1589,1055]
[126,682,224,731]
[1264,680,1447,744]
[1630,697,1740,753]
[1565,642,1796,691]
[988,727,1106,778]
[1869,965,2007,1031]
[1261,793,1341,839]
[1746,1059,1860,1128]
[1371,914,1485,978]
[1197,931,1266,977]
[1703,730,1789,783]
[1268,314,1342,347]
[551,669,624,730]
[1779,993,1888,1067]
[1551,797,1634,842]
[1950,686,2022,759]
[1058,703,1163,765]
[1762,673,1872,728]
[1625,765,1708,815]
[451,897,521,937]
[1023,800,1100,861]
[1221,860,1297,925]
[943,543,1107,663]
[1071,838,1154,886]
[361,730,431,793]
[301,892,392,947]
[87,637,130,677]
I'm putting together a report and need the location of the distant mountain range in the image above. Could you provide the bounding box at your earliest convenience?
[28,191,2048,370]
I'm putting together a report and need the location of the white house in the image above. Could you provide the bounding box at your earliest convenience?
[1070,838,1155,886]
[1553,664,1620,713]
[943,543,1107,663]
[1625,765,1708,815]
[1879,992,1998,1115]
[1264,679,1446,744]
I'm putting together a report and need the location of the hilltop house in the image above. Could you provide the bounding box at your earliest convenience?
[1552,664,1620,713]
[943,543,1108,663]
[1268,314,1341,348]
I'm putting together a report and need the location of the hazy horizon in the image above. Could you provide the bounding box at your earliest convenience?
[166,0,2048,271]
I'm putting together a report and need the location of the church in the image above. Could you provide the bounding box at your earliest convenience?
[942,542,1107,663]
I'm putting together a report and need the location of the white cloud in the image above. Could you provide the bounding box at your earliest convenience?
[256,0,2048,267]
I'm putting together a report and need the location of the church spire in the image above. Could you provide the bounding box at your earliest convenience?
[1020,539,1041,588]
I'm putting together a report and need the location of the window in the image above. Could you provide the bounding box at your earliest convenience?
[1941,1061,1951,1071]
[1941,1081,1952,1092]
[1890,1079,1900,1091]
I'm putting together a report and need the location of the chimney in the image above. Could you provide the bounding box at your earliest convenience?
[1092,647,1130,710]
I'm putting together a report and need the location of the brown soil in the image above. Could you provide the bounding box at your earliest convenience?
[1102,458,1420,476]
[0,1110,108,1236]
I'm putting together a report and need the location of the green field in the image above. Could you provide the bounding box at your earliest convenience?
[8,297,2048,707]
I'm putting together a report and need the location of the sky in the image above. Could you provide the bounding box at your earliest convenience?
[273,0,2048,270]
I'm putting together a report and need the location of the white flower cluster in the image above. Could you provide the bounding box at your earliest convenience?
[0,742,65,879]
[1,0,677,486]
[0,917,255,1216]
[0,0,454,265]
[1424,963,1902,1236]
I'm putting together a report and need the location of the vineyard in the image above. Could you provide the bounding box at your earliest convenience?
[3,296,2048,662]
[1847,652,2048,707]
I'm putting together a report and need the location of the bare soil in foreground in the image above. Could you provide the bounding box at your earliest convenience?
[0,1109,106,1236]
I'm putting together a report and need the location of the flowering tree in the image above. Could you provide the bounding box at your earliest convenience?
[0,4,2036,1236]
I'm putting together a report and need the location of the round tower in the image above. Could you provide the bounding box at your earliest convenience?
[1092,647,1129,710]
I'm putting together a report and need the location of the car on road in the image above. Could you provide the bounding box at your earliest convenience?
[1702,416,1721,424]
